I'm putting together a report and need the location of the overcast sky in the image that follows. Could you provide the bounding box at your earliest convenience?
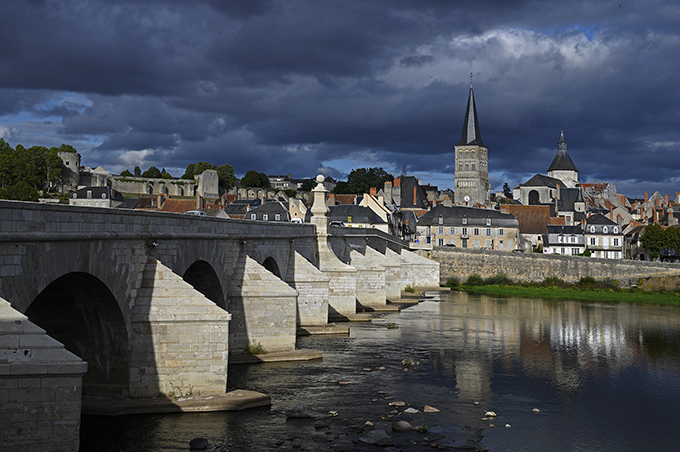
[1,0,679,198]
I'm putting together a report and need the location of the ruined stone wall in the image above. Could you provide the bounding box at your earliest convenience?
[429,247,680,285]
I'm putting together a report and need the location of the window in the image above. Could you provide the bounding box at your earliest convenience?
[263,214,268,220]
[561,247,566,255]
[613,227,619,233]
[438,216,443,224]
[461,227,468,236]
[438,239,445,246]
[570,236,576,243]
[590,237,596,246]
[87,190,92,198]
[473,228,480,236]
[449,227,456,235]
[437,227,444,235]
[462,217,467,225]
[486,218,491,226]
[251,214,256,220]
[498,228,505,236]
[462,238,468,248]
[275,214,281,221]
[572,248,579,255]
[603,226,608,233]
[485,228,493,236]
[558,236,563,243]
[613,238,620,247]
[590,226,595,233]
[485,239,492,248]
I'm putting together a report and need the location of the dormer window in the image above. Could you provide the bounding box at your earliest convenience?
[86,190,92,198]
[613,227,619,234]
[101,193,107,199]
[603,226,608,233]
[590,226,595,233]
[486,218,491,226]
[438,216,443,224]
[462,217,467,225]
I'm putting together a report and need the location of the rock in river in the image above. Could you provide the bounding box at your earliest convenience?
[359,429,393,446]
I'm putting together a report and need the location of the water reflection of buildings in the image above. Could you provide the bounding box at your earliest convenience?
[428,292,680,405]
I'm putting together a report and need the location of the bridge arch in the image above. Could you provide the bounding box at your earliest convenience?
[25,272,130,398]
[262,256,281,278]
[183,260,226,309]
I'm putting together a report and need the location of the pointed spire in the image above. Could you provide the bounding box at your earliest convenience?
[456,82,485,147]
[548,130,577,172]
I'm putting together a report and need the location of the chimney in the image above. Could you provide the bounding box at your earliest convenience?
[655,198,659,207]
[328,193,336,206]
[413,186,417,206]
[665,194,669,204]
[644,191,648,202]
[370,187,377,196]
[621,194,625,204]
[394,178,401,187]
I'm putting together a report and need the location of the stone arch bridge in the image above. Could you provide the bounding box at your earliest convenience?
[0,199,438,451]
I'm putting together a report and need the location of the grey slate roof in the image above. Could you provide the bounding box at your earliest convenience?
[399,176,430,209]
[456,86,486,147]
[547,131,578,172]
[557,188,584,211]
[547,224,583,235]
[586,213,617,226]
[418,204,518,227]
[522,174,565,188]
[72,186,125,202]
[327,205,387,224]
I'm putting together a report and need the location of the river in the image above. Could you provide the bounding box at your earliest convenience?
[81,291,680,451]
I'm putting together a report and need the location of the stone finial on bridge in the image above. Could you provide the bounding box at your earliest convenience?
[310,175,329,236]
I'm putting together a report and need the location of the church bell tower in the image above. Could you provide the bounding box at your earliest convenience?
[454,82,490,206]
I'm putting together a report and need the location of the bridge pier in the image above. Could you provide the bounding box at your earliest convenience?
[228,255,298,354]
[349,249,387,308]
[285,251,330,326]
[129,258,231,398]
[367,247,402,301]
[0,298,87,452]
[398,249,441,289]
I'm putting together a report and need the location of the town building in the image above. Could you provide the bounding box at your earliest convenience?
[69,186,125,208]
[584,214,624,259]
[246,201,290,222]
[545,224,585,255]
[414,204,519,251]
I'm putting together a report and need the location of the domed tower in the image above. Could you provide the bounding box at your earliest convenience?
[454,83,490,206]
[547,130,579,188]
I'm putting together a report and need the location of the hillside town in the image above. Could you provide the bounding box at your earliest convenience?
[2,86,677,262]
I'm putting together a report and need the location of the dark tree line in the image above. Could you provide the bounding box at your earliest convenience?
[641,224,680,260]
[333,167,394,194]
[0,139,71,201]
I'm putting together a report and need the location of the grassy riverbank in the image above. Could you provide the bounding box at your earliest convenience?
[444,275,680,306]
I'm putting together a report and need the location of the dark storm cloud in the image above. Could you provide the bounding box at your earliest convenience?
[0,0,679,196]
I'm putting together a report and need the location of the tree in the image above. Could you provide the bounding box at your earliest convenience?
[641,223,665,259]
[141,166,162,178]
[215,164,236,190]
[333,181,351,194]
[300,178,316,192]
[182,161,235,189]
[119,169,133,177]
[134,166,141,176]
[346,167,393,194]
[665,226,680,258]
[160,168,173,179]
[503,182,512,198]
[241,170,270,188]
[0,180,38,202]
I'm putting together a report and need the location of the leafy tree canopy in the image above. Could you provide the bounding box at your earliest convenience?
[347,167,394,194]
[241,170,270,188]
[333,181,351,194]
[0,140,63,197]
[133,166,141,176]
[141,166,162,178]
[182,161,235,189]
[300,178,316,192]
[119,169,133,177]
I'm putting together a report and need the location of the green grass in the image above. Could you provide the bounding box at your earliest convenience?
[458,284,680,306]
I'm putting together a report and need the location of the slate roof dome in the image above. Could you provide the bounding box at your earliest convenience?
[547,130,578,172]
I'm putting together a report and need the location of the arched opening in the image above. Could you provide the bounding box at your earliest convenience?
[528,190,540,205]
[262,257,280,278]
[183,260,226,309]
[25,272,130,397]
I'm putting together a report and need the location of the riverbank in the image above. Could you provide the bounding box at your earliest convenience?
[454,283,680,306]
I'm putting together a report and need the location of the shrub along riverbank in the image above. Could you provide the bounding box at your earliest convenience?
[443,274,680,307]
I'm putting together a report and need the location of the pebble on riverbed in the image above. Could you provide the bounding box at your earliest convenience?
[286,406,315,419]
[424,405,440,413]
[388,401,406,407]
[189,438,208,450]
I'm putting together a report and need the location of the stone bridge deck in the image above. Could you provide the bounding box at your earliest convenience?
[0,199,439,451]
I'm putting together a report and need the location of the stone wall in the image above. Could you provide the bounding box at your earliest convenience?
[429,247,680,285]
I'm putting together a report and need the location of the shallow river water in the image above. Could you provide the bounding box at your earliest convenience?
[81,291,680,451]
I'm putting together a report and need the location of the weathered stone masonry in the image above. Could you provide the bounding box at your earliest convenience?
[430,247,680,285]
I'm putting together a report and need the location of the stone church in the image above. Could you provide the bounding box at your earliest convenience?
[454,84,490,207]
